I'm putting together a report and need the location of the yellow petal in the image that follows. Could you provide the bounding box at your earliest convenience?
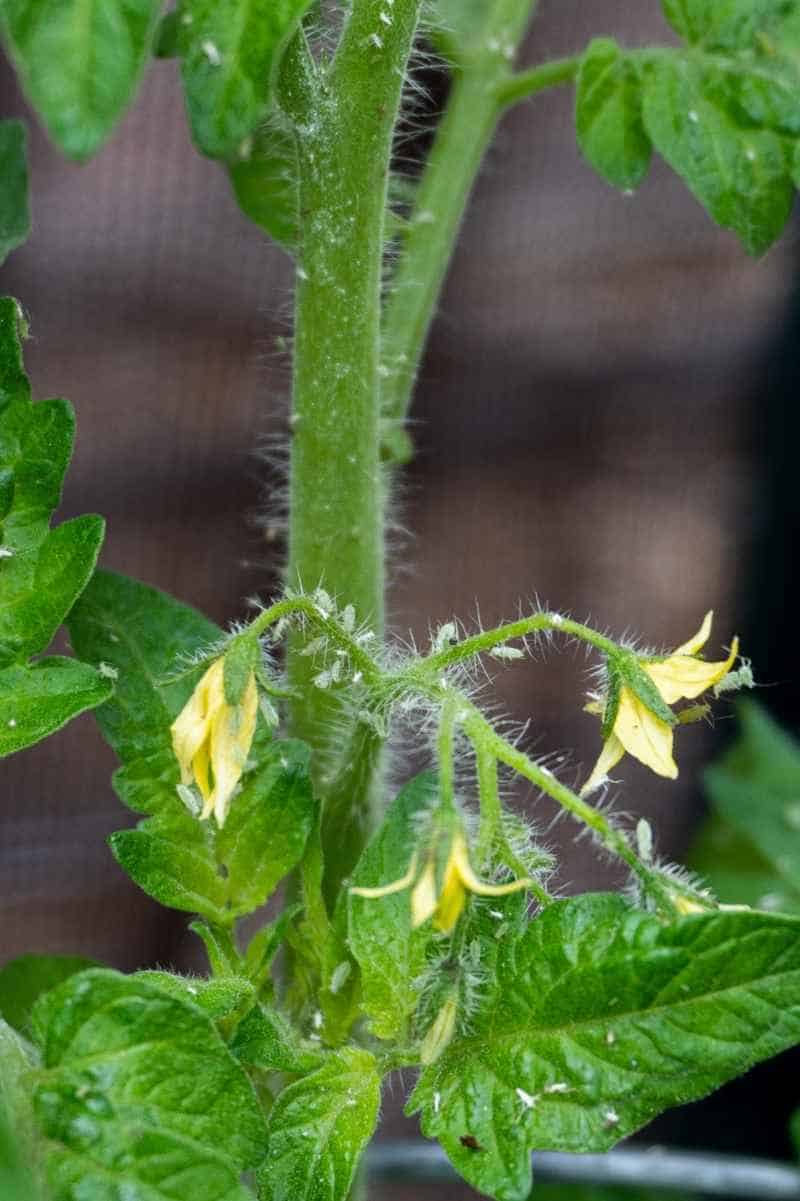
[450,832,531,898]
[208,671,258,826]
[580,732,625,796]
[170,662,217,782]
[645,636,739,705]
[673,610,713,657]
[613,686,677,779]
[433,855,466,933]
[350,853,418,899]
[192,741,212,803]
[411,858,439,928]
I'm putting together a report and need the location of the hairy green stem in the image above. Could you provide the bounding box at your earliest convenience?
[285,0,422,896]
[380,6,578,456]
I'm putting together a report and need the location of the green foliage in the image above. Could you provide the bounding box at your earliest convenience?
[573,2,800,254]
[256,1047,381,1201]
[0,1019,41,1200]
[0,955,97,1037]
[230,1001,324,1073]
[228,125,299,250]
[176,0,315,160]
[576,39,652,191]
[690,701,800,913]
[0,299,111,755]
[32,969,265,1198]
[0,0,161,161]
[0,120,29,266]
[409,893,800,1201]
[68,570,315,921]
[347,771,436,1040]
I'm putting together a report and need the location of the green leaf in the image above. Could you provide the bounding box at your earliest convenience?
[135,971,256,1023]
[0,513,105,666]
[641,49,796,255]
[694,701,800,911]
[228,123,298,250]
[0,658,113,758]
[32,968,266,1194]
[177,0,315,160]
[215,739,315,915]
[257,1047,381,1201]
[0,1019,42,1201]
[0,298,29,406]
[0,0,162,161]
[68,569,313,920]
[687,813,800,914]
[0,955,97,1036]
[661,0,796,51]
[67,568,221,816]
[230,1002,323,1074]
[110,813,231,924]
[576,39,652,191]
[409,893,800,1201]
[0,120,30,265]
[347,772,436,1040]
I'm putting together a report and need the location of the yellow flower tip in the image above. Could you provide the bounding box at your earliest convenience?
[673,610,713,657]
[170,657,258,826]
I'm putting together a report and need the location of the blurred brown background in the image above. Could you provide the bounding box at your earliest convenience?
[1,0,798,1184]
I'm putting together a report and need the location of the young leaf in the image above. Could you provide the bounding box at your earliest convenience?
[347,771,437,1040]
[230,1002,323,1074]
[0,954,97,1036]
[257,1047,381,1201]
[135,971,256,1023]
[177,0,315,160]
[409,893,800,1201]
[32,968,267,1191]
[0,0,162,161]
[0,120,30,265]
[576,39,652,191]
[0,658,113,758]
[228,123,299,250]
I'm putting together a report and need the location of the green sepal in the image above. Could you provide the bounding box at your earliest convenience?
[230,1002,324,1075]
[576,39,652,191]
[613,649,676,725]
[223,632,259,706]
[0,120,30,266]
[256,1047,381,1201]
[228,123,299,250]
[600,659,622,740]
[0,954,98,1037]
[0,0,162,161]
[347,772,437,1040]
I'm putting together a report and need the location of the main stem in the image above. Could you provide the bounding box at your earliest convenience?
[286,2,421,891]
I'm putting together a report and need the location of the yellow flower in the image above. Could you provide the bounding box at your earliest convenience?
[582,611,738,796]
[170,657,258,826]
[351,829,530,934]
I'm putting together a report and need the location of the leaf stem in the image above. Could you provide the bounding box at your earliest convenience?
[495,54,580,109]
